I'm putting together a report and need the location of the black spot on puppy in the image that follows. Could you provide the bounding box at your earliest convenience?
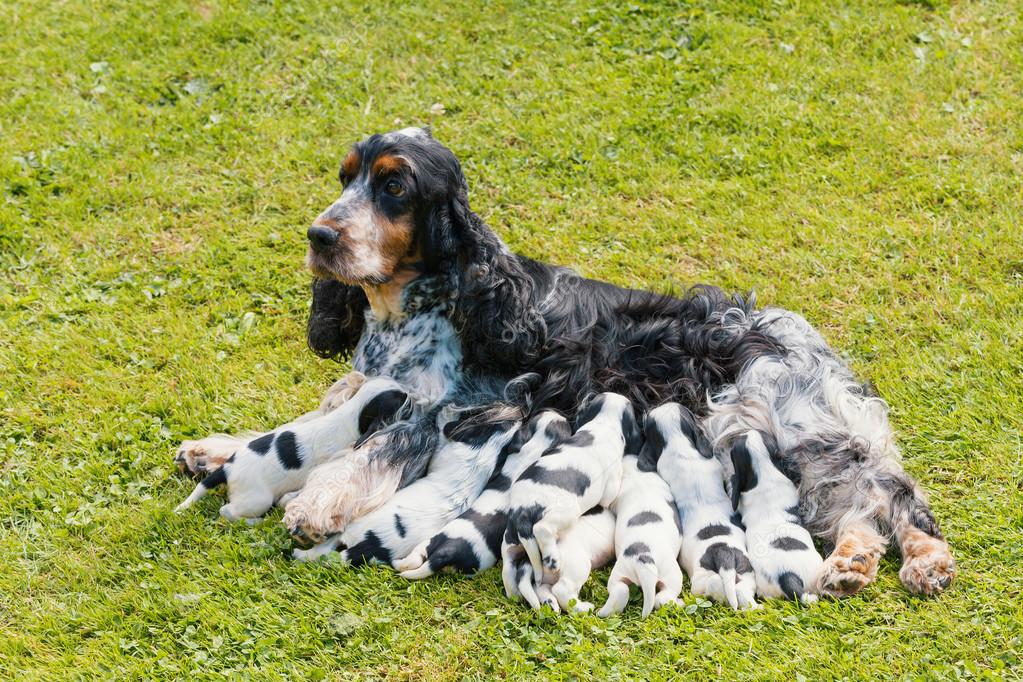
[620,403,643,455]
[507,504,544,540]
[628,511,662,527]
[544,418,572,444]
[699,542,754,574]
[248,432,274,456]
[730,512,746,531]
[485,472,512,492]
[275,431,301,469]
[394,514,407,538]
[344,531,391,566]
[697,524,732,540]
[771,537,809,551]
[426,535,481,574]
[624,542,651,557]
[565,431,594,449]
[582,505,605,516]
[676,404,714,458]
[517,463,591,495]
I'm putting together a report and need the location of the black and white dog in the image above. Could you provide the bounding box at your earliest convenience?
[175,377,410,521]
[730,430,823,602]
[646,403,758,610]
[506,505,617,613]
[291,404,521,565]
[396,411,571,579]
[176,128,953,597]
[505,393,640,580]
[598,452,684,618]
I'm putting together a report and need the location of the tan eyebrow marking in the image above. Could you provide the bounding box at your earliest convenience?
[341,149,361,179]
[371,153,406,177]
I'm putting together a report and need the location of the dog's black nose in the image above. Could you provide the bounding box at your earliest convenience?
[307,225,339,251]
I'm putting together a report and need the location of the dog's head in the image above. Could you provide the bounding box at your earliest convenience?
[306,128,469,285]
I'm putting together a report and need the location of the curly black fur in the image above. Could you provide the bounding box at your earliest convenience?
[306,131,782,416]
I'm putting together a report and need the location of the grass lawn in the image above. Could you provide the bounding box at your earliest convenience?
[2,0,1022,678]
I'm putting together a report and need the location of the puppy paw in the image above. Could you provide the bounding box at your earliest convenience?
[174,437,238,477]
[572,600,595,613]
[899,530,955,596]
[281,506,334,546]
[817,529,885,598]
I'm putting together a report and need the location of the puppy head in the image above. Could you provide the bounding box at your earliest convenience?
[306,128,468,285]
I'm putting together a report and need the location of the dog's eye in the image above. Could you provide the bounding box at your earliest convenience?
[384,179,405,197]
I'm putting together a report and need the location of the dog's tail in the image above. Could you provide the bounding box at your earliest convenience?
[777,571,805,601]
[174,466,227,512]
[720,568,739,610]
[638,564,659,618]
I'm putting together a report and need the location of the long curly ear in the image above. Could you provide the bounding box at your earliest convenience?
[445,195,546,374]
[307,278,368,360]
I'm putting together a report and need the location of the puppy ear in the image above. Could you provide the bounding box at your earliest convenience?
[572,394,603,430]
[636,414,665,472]
[307,278,368,360]
[358,389,410,436]
[677,404,714,459]
[728,435,757,511]
[620,403,643,456]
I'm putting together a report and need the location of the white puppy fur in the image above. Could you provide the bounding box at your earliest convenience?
[292,405,521,565]
[505,392,641,581]
[396,411,572,579]
[175,376,409,521]
[648,402,759,611]
[511,507,617,613]
[598,454,684,618]
[730,430,824,603]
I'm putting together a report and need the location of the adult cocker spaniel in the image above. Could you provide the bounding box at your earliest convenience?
[176,127,954,597]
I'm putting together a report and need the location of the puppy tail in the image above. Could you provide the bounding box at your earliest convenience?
[720,568,739,610]
[521,537,544,582]
[638,565,659,619]
[778,572,805,601]
[174,466,227,512]
[517,564,543,610]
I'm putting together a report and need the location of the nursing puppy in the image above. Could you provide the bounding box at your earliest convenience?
[506,392,641,580]
[396,411,571,579]
[597,453,684,618]
[648,402,758,610]
[175,377,410,521]
[731,430,824,602]
[292,404,521,565]
[508,506,617,613]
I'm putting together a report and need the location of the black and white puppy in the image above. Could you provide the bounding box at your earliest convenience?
[597,453,684,618]
[175,377,410,521]
[396,411,572,578]
[647,402,758,610]
[730,430,823,602]
[505,392,641,579]
[292,404,521,565]
[506,505,617,613]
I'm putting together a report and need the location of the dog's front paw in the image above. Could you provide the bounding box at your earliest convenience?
[899,530,955,596]
[817,529,885,598]
[282,504,340,547]
[174,436,239,478]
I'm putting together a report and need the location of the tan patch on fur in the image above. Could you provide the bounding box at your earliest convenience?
[362,249,422,321]
[817,524,887,598]
[371,153,405,177]
[319,371,367,413]
[282,449,402,544]
[312,216,341,230]
[341,149,361,180]
[898,528,956,595]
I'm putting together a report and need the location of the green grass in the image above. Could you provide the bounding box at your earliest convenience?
[1,0,1022,678]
